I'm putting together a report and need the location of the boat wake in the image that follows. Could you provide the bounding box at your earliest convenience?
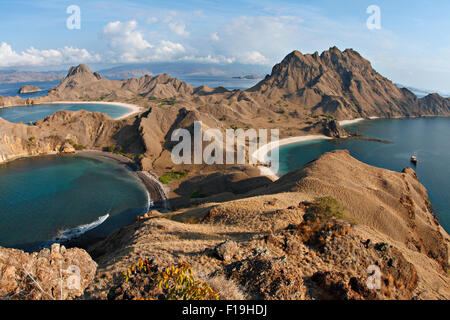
[53,214,110,243]
[145,190,153,212]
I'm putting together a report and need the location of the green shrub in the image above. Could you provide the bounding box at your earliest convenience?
[73,144,86,150]
[190,189,207,199]
[306,196,346,221]
[159,170,188,184]
[160,97,177,106]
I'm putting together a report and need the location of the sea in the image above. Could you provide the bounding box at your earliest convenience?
[276,117,450,232]
[0,155,150,251]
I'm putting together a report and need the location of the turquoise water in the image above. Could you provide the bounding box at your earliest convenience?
[0,155,150,251]
[0,103,130,123]
[276,118,450,232]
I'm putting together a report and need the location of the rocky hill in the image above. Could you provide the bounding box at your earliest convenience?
[82,151,449,300]
[249,47,450,118]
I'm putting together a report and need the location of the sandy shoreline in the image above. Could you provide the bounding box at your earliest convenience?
[44,101,144,120]
[252,134,332,180]
[338,118,365,126]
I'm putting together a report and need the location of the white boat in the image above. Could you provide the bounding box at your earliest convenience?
[410,155,418,164]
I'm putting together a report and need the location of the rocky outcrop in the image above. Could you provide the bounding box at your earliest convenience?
[18,85,41,94]
[0,95,30,108]
[0,244,97,300]
[321,119,348,138]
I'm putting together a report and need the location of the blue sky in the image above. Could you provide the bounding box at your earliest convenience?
[0,0,449,92]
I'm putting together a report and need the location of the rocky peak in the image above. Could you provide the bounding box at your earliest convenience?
[66,64,101,81]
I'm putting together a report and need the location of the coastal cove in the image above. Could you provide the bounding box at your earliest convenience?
[0,101,142,123]
[0,154,151,251]
[269,117,450,232]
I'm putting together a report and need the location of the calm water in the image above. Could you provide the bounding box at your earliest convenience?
[0,80,59,99]
[0,155,150,251]
[0,103,130,123]
[276,118,450,232]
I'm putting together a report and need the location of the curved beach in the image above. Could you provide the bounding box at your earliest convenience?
[252,134,332,180]
[45,101,143,120]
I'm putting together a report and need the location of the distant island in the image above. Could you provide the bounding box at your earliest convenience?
[18,85,41,94]
[0,70,64,84]
[232,74,263,80]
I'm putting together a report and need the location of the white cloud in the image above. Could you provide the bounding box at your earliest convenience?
[240,51,269,65]
[211,32,219,41]
[0,42,101,68]
[101,20,186,63]
[168,21,189,36]
[199,16,304,65]
[102,20,153,53]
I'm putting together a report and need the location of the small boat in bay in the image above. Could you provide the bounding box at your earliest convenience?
[410,155,418,165]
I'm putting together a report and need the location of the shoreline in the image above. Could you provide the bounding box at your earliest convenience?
[252,134,333,180]
[45,101,144,120]
[338,118,365,126]
[76,150,169,210]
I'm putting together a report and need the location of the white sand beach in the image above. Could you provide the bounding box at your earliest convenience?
[338,118,365,126]
[46,101,143,120]
[252,134,332,180]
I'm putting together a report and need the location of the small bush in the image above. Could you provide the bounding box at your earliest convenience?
[305,196,346,221]
[73,144,86,150]
[156,263,219,300]
[159,170,187,184]
[120,259,219,300]
[160,97,177,106]
[190,189,207,199]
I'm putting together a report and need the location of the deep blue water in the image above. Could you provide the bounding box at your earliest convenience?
[0,103,130,123]
[276,118,450,232]
[0,155,150,251]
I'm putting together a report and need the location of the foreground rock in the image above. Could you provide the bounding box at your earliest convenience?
[18,85,41,94]
[0,244,97,300]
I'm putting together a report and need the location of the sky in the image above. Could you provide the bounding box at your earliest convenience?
[0,0,449,92]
